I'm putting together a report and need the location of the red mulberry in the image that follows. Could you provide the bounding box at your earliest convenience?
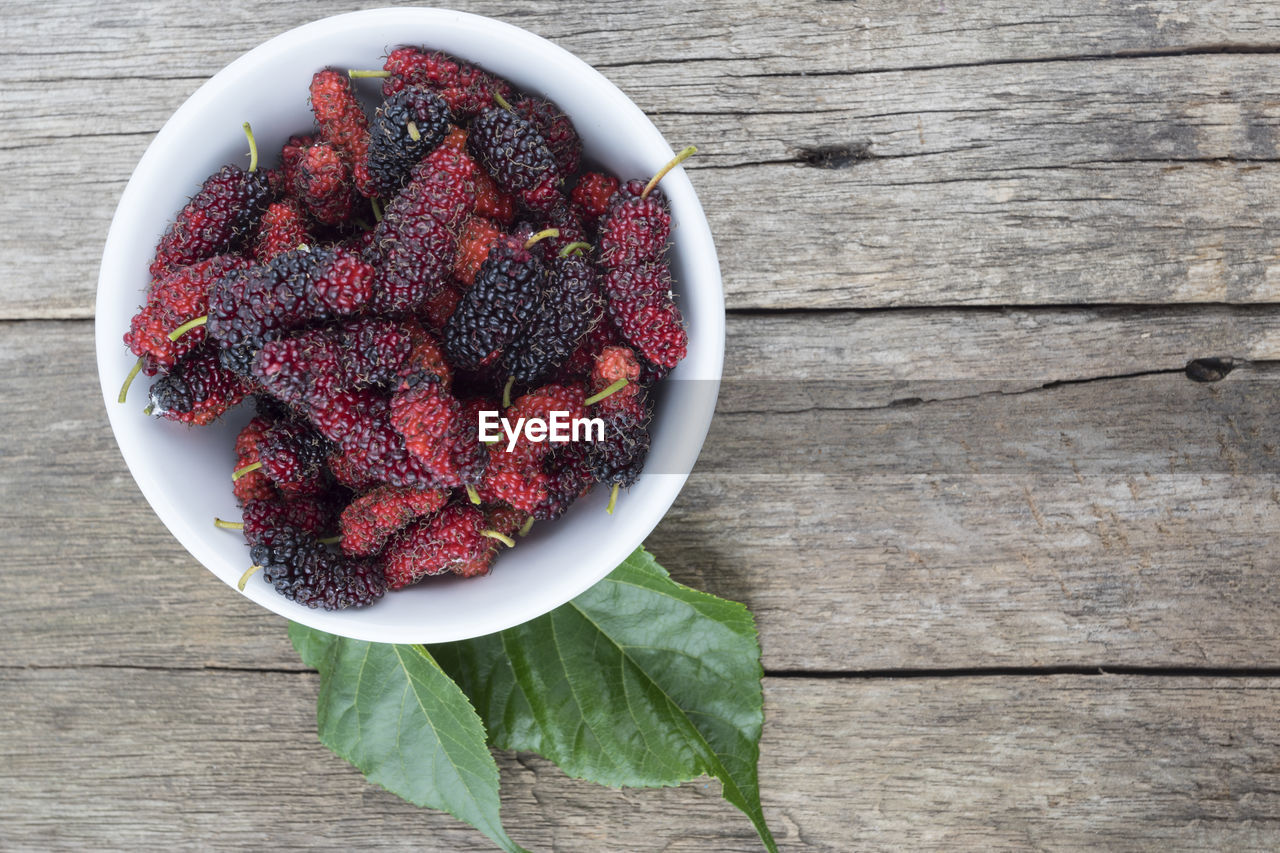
[124,254,250,377]
[381,48,513,119]
[147,346,250,426]
[339,484,448,556]
[254,201,309,262]
[382,503,489,589]
[310,70,374,196]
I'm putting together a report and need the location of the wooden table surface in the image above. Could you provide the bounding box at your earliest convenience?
[6,1,1280,849]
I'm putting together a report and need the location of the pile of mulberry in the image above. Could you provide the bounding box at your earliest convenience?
[121,49,697,610]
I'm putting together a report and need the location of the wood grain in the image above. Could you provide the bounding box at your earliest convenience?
[6,668,1280,851]
[7,3,1280,316]
[5,310,1279,672]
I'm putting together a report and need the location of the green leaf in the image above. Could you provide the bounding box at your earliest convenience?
[288,623,528,853]
[432,547,776,852]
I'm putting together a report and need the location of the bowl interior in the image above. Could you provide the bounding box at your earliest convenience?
[95,8,723,644]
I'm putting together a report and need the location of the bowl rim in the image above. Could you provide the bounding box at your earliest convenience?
[94,6,724,643]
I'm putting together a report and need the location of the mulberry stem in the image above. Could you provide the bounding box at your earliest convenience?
[606,483,620,515]
[493,92,513,111]
[214,518,244,530]
[465,484,482,505]
[502,376,515,409]
[481,529,515,548]
[558,241,591,258]
[585,379,627,406]
[232,461,262,481]
[168,315,208,341]
[348,69,391,78]
[243,122,259,172]
[642,146,697,199]
[370,196,383,223]
[518,516,534,537]
[407,121,421,142]
[237,565,262,591]
[523,228,560,249]
[319,535,342,545]
[118,357,144,403]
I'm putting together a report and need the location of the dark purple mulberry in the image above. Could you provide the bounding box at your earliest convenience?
[513,96,581,178]
[366,87,452,197]
[585,395,651,488]
[467,106,559,199]
[503,250,602,385]
[257,421,332,496]
[150,165,271,278]
[443,234,546,370]
[206,246,374,375]
[250,527,385,609]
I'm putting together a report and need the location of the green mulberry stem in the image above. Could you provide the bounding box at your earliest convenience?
[238,565,262,591]
[585,379,627,406]
[642,146,697,199]
[558,241,591,258]
[232,461,262,481]
[118,357,144,404]
[523,228,560,249]
[167,315,207,341]
[243,122,259,172]
[481,529,515,548]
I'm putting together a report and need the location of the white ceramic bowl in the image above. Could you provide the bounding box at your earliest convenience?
[95,8,723,643]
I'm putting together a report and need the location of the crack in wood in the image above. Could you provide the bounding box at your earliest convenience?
[727,43,1280,80]
[1185,357,1238,382]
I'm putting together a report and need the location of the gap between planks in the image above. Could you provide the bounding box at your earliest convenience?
[13,663,1280,680]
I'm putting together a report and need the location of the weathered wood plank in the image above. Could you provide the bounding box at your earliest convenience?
[7,4,1280,316]
[7,0,1280,81]
[5,668,1280,851]
[5,311,1279,672]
